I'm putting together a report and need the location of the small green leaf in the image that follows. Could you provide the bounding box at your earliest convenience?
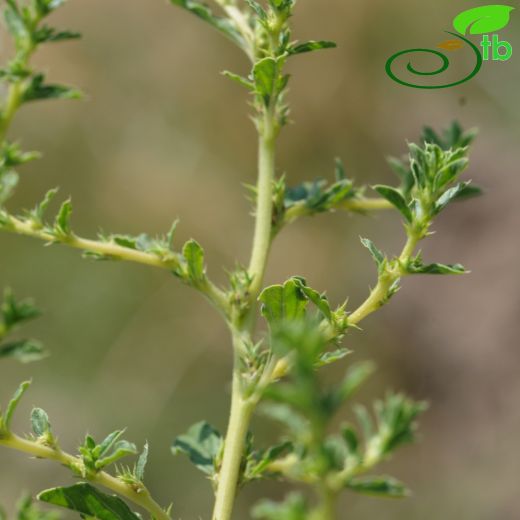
[0,171,19,205]
[169,0,245,49]
[407,262,466,275]
[222,70,255,90]
[22,74,82,102]
[4,380,31,430]
[1,289,40,332]
[246,441,293,480]
[259,278,308,326]
[29,188,59,227]
[96,430,125,458]
[373,185,412,223]
[453,5,514,35]
[31,408,51,437]
[38,483,142,520]
[374,393,428,454]
[451,183,483,200]
[34,27,81,44]
[293,278,332,320]
[135,442,148,481]
[288,40,336,55]
[341,424,359,455]
[353,404,373,439]
[334,157,346,181]
[53,199,72,237]
[244,0,268,21]
[0,340,47,363]
[171,421,222,476]
[96,440,138,469]
[253,57,278,105]
[15,495,59,520]
[347,476,409,498]
[182,239,205,282]
[434,183,470,214]
[4,6,30,45]
[252,493,307,520]
[316,348,350,367]
[331,362,376,409]
[360,237,385,270]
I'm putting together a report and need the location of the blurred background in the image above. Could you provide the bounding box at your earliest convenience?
[1,0,519,518]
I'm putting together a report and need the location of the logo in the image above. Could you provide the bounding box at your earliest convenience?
[386,5,514,89]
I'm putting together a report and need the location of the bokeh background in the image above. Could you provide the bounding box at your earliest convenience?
[1,0,519,518]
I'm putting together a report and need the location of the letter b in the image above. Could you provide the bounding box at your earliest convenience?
[492,34,512,61]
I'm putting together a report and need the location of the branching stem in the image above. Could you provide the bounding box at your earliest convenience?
[0,434,170,520]
[2,215,228,313]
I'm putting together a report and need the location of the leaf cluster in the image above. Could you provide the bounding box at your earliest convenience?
[173,0,336,131]
[0,289,45,363]
[0,381,153,520]
[0,0,81,209]
[251,319,427,518]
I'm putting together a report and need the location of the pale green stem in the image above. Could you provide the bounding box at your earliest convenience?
[348,233,420,326]
[212,110,277,519]
[211,368,254,520]
[282,197,393,229]
[309,487,337,520]
[0,82,24,140]
[248,113,276,298]
[0,434,170,520]
[2,215,228,313]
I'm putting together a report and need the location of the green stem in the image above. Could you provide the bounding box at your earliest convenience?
[212,111,277,520]
[211,367,254,520]
[310,487,337,520]
[248,113,276,298]
[2,215,228,314]
[0,434,170,520]
[281,197,393,230]
[0,82,24,140]
[348,232,420,326]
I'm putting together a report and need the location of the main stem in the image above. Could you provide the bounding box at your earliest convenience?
[211,367,254,520]
[248,112,276,298]
[212,112,277,520]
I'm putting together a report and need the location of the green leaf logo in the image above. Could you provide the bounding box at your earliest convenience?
[453,5,514,35]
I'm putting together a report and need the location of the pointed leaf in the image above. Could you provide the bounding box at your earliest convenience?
[182,239,205,282]
[244,0,268,21]
[169,0,245,49]
[347,476,409,498]
[293,278,332,320]
[222,71,254,90]
[5,381,31,430]
[23,75,82,102]
[135,442,148,481]
[171,421,222,476]
[288,40,336,55]
[0,340,46,363]
[333,362,376,407]
[434,182,471,214]
[373,185,413,223]
[53,199,72,236]
[408,262,466,275]
[360,238,385,270]
[38,483,141,520]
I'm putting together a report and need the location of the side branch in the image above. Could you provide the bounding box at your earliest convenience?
[281,197,393,229]
[1,214,228,314]
[0,434,170,520]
